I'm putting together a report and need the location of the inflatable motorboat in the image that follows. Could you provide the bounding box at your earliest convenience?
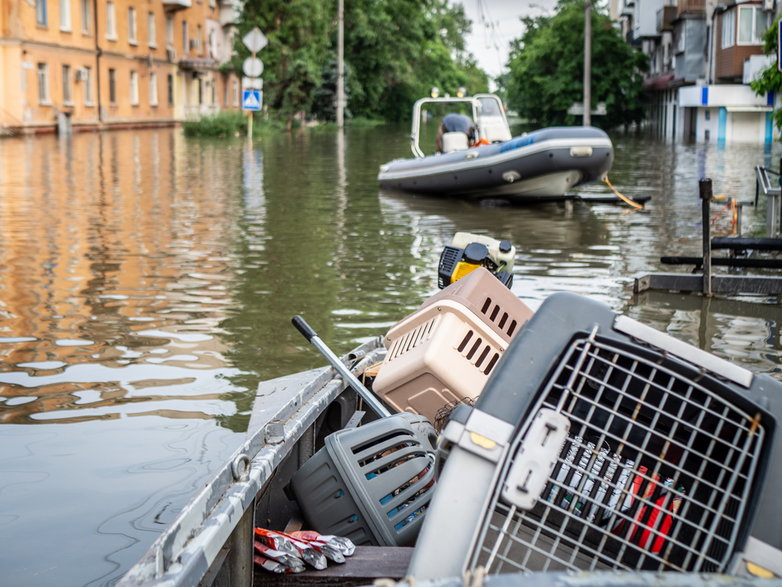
[378,94,614,201]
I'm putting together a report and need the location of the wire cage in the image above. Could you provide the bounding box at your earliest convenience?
[408,292,781,580]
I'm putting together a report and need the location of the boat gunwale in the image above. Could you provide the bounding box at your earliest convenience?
[118,338,386,586]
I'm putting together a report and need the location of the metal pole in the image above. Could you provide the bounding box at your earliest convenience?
[247,50,256,141]
[336,0,345,128]
[292,316,391,418]
[699,178,713,297]
[583,0,591,127]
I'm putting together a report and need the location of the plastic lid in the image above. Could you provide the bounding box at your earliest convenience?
[463,242,489,264]
[499,240,512,253]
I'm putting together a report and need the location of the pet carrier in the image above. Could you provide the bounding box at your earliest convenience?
[372,267,534,421]
[408,292,782,581]
[290,413,438,547]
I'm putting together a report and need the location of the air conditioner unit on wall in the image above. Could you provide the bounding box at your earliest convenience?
[166,47,176,62]
[764,0,774,11]
[189,39,200,51]
[75,68,88,82]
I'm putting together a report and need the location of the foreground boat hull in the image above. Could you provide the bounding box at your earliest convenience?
[378,126,614,200]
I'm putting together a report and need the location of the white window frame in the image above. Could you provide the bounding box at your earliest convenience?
[83,66,94,105]
[62,64,72,104]
[37,63,50,104]
[130,71,139,105]
[737,5,764,46]
[721,9,735,49]
[60,0,71,31]
[128,6,137,45]
[108,68,117,103]
[166,15,174,46]
[149,71,159,106]
[182,20,189,52]
[80,0,90,33]
[36,0,47,26]
[106,1,117,40]
[147,12,157,48]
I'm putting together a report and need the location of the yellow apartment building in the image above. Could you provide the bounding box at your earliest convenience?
[0,0,242,134]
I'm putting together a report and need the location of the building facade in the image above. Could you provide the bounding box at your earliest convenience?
[0,0,242,135]
[619,0,777,143]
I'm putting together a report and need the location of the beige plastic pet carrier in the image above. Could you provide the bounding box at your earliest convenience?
[372,268,533,421]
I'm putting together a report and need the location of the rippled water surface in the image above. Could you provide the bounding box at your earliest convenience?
[0,126,780,585]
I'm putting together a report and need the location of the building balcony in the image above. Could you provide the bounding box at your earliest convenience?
[219,0,241,25]
[657,5,677,32]
[677,0,705,16]
[163,0,191,11]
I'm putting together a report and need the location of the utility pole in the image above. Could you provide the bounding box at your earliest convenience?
[337,0,345,128]
[583,0,591,127]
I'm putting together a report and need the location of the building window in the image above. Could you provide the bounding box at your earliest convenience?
[80,0,90,33]
[37,63,50,104]
[166,15,174,46]
[182,21,188,52]
[208,30,217,59]
[36,0,47,26]
[738,5,765,45]
[83,66,93,104]
[108,68,117,103]
[62,64,72,103]
[167,74,174,106]
[232,78,239,106]
[128,7,137,44]
[106,2,117,40]
[721,10,735,49]
[148,12,157,47]
[130,71,139,105]
[149,72,159,106]
[195,24,202,54]
[60,0,71,31]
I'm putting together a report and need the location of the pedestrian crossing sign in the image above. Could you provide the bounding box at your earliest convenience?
[243,90,262,111]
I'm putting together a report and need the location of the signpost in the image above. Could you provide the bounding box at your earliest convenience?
[242,27,268,140]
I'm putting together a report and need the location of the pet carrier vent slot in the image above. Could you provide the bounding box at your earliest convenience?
[473,334,766,576]
[480,297,519,338]
[388,317,437,360]
[457,330,501,374]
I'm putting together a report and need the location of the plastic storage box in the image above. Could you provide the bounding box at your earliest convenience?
[408,292,782,580]
[373,268,534,421]
[290,413,438,547]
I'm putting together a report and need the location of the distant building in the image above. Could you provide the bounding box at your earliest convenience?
[617,0,777,143]
[0,0,243,135]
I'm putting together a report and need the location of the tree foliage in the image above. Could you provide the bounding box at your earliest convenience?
[230,0,489,125]
[504,0,647,129]
[750,15,782,131]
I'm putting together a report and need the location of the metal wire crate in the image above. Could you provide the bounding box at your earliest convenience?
[408,292,782,581]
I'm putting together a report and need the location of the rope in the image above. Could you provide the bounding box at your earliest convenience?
[709,196,739,235]
[603,177,644,210]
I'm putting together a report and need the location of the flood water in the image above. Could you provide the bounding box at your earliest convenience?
[0,124,780,585]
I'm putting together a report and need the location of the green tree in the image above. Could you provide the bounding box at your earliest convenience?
[233,0,333,130]
[750,16,782,131]
[345,0,487,121]
[228,0,489,125]
[504,0,647,129]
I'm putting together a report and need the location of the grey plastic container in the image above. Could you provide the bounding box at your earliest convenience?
[409,292,782,580]
[290,412,438,546]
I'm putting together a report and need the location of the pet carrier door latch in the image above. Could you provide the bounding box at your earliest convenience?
[502,408,570,510]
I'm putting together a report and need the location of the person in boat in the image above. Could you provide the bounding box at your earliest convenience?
[435,112,477,153]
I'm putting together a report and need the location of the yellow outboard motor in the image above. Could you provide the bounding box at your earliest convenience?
[438,232,515,289]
